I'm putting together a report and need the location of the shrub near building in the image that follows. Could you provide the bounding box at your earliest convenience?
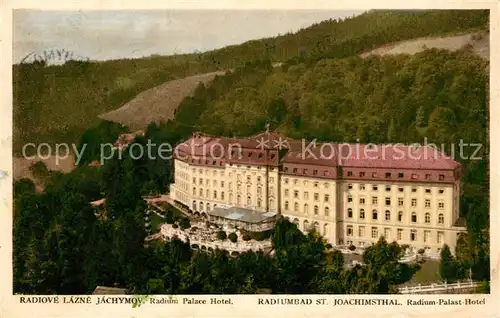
[229,232,238,243]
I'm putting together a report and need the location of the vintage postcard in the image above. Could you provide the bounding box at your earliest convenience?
[0,1,498,317]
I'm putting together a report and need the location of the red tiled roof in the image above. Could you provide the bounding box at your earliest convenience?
[173,132,461,181]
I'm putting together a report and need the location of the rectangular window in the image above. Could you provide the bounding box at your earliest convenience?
[424,230,430,243]
[439,189,444,194]
[294,190,299,198]
[398,198,404,207]
[193,177,196,183]
[314,193,319,201]
[359,226,365,237]
[384,228,390,239]
[221,181,225,187]
[372,185,378,191]
[386,185,391,192]
[425,199,431,208]
[372,197,378,205]
[304,192,309,200]
[348,195,353,203]
[360,210,365,219]
[410,230,417,241]
[285,189,289,197]
[324,194,329,202]
[438,201,444,209]
[411,187,417,193]
[425,188,431,194]
[347,226,353,236]
[371,227,378,239]
[437,232,444,244]
[411,199,417,207]
[360,197,365,205]
[385,197,391,206]
[398,187,404,192]
[397,229,403,240]
[347,184,353,190]
[360,184,366,191]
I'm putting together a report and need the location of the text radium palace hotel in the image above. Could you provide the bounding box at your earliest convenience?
[169,131,466,257]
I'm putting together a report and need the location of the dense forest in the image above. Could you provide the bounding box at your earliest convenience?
[13,9,490,294]
[13,10,488,153]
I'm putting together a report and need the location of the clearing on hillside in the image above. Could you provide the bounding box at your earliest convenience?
[99,71,226,130]
[360,31,489,60]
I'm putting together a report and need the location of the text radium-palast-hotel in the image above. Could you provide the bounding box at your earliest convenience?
[170,131,466,256]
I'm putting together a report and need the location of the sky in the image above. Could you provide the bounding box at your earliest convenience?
[13,10,363,63]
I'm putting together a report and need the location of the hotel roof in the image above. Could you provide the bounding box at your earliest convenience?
[174,131,461,173]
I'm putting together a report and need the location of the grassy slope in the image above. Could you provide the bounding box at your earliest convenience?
[99,71,226,130]
[13,9,488,154]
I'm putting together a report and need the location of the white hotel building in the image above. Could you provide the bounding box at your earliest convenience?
[170,131,466,256]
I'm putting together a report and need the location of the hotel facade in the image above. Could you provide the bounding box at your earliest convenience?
[170,131,466,256]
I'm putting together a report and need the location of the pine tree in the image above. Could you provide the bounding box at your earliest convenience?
[439,244,457,282]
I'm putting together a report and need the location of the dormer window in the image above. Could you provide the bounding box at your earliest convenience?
[439,174,445,180]
[293,168,298,173]
[313,170,318,175]
[385,173,391,178]
[398,173,404,178]
[347,171,353,177]
[425,174,431,180]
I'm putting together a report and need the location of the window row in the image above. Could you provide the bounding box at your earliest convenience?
[284,201,330,216]
[346,184,445,195]
[193,188,226,201]
[347,196,445,209]
[193,178,226,188]
[346,208,445,224]
[192,168,225,177]
[283,167,331,177]
[346,226,446,243]
[284,178,329,188]
[284,189,330,202]
[346,171,447,181]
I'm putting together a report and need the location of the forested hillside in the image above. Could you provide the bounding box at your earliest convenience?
[13,9,490,294]
[13,9,488,153]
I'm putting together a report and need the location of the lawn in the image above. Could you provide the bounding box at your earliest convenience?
[149,213,165,233]
[405,260,441,286]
